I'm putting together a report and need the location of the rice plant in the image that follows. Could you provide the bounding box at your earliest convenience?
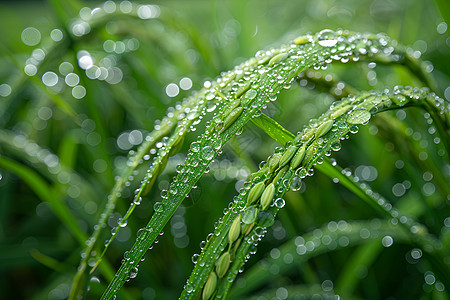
[0,1,449,299]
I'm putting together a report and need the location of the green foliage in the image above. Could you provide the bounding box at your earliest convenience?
[0,1,449,300]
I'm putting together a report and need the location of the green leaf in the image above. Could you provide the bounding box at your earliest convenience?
[242,206,258,224]
[251,113,295,146]
[255,210,275,227]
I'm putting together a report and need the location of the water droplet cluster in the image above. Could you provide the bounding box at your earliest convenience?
[68,27,449,299]
[179,84,448,299]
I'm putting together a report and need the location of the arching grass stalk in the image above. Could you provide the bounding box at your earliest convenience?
[57,28,448,299]
[180,87,448,300]
[2,0,448,298]
[96,30,414,299]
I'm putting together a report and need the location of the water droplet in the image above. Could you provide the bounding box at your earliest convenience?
[212,139,222,150]
[169,186,177,195]
[160,189,168,199]
[290,177,302,191]
[153,202,164,212]
[129,267,138,279]
[176,164,184,173]
[331,142,342,151]
[191,253,199,264]
[201,146,215,161]
[317,29,338,47]
[133,196,142,205]
[347,108,371,125]
[349,125,359,134]
[72,85,86,99]
[118,218,127,227]
[190,142,200,152]
[199,240,206,249]
[274,198,285,208]
[207,103,216,112]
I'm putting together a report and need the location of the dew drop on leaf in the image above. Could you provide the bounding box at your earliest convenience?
[199,240,206,249]
[129,267,138,279]
[201,146,215,160]
[205,92,215,101]
[317,29,338,47]
[290,177,302,191]
[347,108,371,125]
[212,139,222,150]
[153,202,164,212]
[133,196,142,205]
[118,218,127,227]
[190,142,200,152]
[191,253,199,264]
[349,125,359,134]
[331,142,342,151]
[191,159,199,167]
[207,104,216,112]
[274,198,285,208]
[169,186,177,195]
[176,164,184,173]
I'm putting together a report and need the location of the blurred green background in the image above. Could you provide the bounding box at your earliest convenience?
[0,0,449,299]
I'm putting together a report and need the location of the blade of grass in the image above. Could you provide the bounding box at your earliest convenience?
[0,155,87,244]
[230,220,410,298]
[183,86,449,299]
[251,113,295,146]
[334,240,384,295]
[102,31,399,299]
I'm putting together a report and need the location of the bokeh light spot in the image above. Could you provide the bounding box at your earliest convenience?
[21,27,41,46]
[42,72,58,87]
[137,5,159,19]
[166,83,179,97]
[59,62,74,76]
[72,85,86,99]
[0,84,12,97]
[104,1,116,13]
[382,236,393,247]
[24,64,37,76]
[50,29,63,42]
[65,73,80,87]
[179,77,193,90]
[120,1,133,13]
[105,67,123,84]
